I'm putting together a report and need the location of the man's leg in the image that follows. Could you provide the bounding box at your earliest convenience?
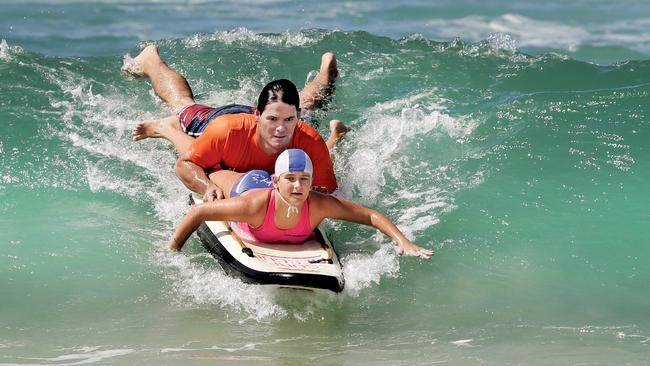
[132,114,195,156]
[127,45,198,153]
[299,52,339,112]
[124,44,195,111]
[299,54,349,152]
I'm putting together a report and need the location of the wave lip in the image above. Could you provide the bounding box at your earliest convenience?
[175,27,320,49]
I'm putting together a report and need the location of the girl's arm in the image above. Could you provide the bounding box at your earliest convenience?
[169,194,261,251]
[313,194,434,259]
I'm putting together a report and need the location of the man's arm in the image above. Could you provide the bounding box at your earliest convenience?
[174,154,224,202]
[174,123,227,202]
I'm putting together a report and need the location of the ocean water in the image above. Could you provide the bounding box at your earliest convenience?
[2,1,650,365]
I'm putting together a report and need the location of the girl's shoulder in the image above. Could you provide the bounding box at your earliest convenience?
[308,191,341,211]
[308,190,328,202]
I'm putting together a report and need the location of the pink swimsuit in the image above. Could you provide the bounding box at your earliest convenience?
[235,189,313,243]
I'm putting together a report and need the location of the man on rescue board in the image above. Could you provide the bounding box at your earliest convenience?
[125,45,346,201]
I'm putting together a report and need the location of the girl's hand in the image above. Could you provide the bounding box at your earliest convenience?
[397,241,434,259]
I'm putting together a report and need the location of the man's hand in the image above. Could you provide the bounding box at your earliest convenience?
[174,156,224,202]
[202,185,224,202]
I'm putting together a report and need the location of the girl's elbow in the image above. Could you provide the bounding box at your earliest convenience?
[181,206,205,232]
[189,205,205,220]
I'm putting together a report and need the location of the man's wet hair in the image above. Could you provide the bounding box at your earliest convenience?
[257,79,300,114]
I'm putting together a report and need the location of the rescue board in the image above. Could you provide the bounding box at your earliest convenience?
[191,194,345,293]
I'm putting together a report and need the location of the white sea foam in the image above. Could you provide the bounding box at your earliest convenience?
[341,245,400,297]
[0,39,24,61]
[358,66,386,81]
[487,33,518,53]
[153,242,349,321]
[204,77,262,107]
[0,39,11,61]
[155,250,287,321]
[392,187,446,237]
[46,65,188,223]
[161,342,257,354]
[86,164,146,198]
[180,28,319,49]
[338,91,479,202]
[332,90,486,265]
[384,163,484,243]
[0,348,135,366]
[450,339,474,347]
[543,324,650,344]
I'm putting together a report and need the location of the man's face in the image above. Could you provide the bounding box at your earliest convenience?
[256,102,299,154]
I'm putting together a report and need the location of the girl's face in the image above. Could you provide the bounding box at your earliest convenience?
[256,102,299,154]
[273,172,312,206]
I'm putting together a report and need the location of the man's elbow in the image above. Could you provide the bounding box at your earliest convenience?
[174,157,190,179]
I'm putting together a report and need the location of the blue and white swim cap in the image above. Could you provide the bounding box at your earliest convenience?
[274,149,314,177]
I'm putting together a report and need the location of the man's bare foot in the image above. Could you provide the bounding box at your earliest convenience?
[132,114,195,154]
[132,119,164,141]
[121,44,160,77]
[330,119,348,138]
[326,119,348,151]
[308,52,338,86]
[319,52,338,84]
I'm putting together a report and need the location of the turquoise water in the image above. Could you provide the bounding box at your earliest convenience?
[2,1,650,365]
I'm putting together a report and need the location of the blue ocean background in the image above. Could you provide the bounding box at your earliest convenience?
[2,1,650,364]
